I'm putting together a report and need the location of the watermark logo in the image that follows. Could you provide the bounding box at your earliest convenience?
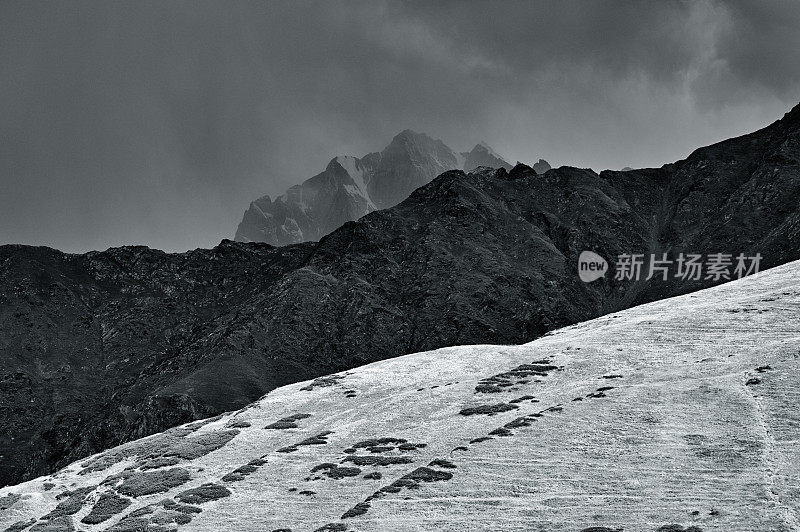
[578,251,761,282]
[578,250,608,283]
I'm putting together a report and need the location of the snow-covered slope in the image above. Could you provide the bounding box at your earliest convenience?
[2,262,798,532]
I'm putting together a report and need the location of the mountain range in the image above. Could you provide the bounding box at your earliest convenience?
[0,102,799,490]
[1,259,797,531]
[234,131,551,245]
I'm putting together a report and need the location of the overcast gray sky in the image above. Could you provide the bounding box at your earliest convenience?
[1,0,799,252]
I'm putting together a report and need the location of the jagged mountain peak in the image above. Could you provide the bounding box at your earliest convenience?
[327,155,365,179]
[462,142,512,173]
[235,130,546,245]
[471,141,491,151]
[386,129,433,147]
[393,128,425,139]
[368,132,461,209]
[328,154,358,168]
[383,129,452,156]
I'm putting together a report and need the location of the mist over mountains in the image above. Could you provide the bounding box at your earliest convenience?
[1,102,798,489]
[234,131,550,246]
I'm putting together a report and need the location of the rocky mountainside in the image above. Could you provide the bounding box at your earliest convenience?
[234,131,527,245]
[1,260,798,531]
[1,102,799,489]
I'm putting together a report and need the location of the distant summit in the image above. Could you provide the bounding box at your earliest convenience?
[233,155,379,246]
[235,133,550,245]
[462,142,513,172]
[367,130,462,210]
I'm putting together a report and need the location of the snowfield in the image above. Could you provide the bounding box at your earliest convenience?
[1,261,798,532]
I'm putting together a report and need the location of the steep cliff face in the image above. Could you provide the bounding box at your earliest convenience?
[1,103,799,488]
[234,131,527,245]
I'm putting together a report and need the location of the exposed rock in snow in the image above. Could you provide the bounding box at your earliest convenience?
[1,261,798,531]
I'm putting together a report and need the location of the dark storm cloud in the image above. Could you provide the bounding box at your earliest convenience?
[697,0,800,105]
[0,0,798,252]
